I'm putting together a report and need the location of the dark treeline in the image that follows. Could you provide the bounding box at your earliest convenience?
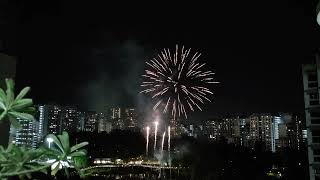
[69,130,145,159]
[171,135,309,180]
[68,131,309,180]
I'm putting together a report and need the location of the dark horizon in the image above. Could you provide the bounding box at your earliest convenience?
[1,1,319,120]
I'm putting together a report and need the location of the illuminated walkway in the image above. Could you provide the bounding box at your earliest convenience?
[82,163,186,171]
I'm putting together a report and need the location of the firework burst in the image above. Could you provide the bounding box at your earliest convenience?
[140,45,219,119]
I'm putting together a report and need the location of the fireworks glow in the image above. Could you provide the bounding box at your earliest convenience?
[140,45,219,119]
[161,131,166,154]
[168,126,171,152]
[154,121,158,152]
[146,126,150,156]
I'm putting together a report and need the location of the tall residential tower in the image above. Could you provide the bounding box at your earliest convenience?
[302,56,320,180]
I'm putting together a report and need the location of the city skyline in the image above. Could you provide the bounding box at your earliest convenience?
[9,102,305,154]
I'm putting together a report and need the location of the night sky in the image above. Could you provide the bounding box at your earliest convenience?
[1,1,320,120]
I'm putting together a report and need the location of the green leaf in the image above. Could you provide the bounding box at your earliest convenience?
[70,142,88,153]
[6,143,14,152]
[70,150,87,157]
[0,89,6,102]
[45,134,64,153]
[0,111,6,121]
[11,99,33,111]
[0,102,6,111]
[41,131,90,178]
[5,79,14,91]
[39,168,48,174]
[40,146,61,158]
[58,131,70,153]
[73,156,88,169]
[15,87,30,101]
[22,107,36,114]
[0,144,51,179]
[8,111,35,121]
[0,151,6,161]
[8,115,21,129]
[5,79,14,106]
[51,161,60,176]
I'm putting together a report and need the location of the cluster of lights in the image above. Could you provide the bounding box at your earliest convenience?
[128,160,143,165]
[93,159,112,164]
[93,159,144,165]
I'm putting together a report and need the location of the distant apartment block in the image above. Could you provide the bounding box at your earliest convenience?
[9,119,38,149]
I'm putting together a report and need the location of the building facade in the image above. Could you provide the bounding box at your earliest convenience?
[46,105,63,134]
[125,108,138,130]
[201,113,304,152]
[98,113,112,133]
[248,114,273,151]
[61,106,78,133]
[9,119,38,149]
[109,107,139,130]
[302,57,320,180]
[110,107,124,130]
[84,111,98,132]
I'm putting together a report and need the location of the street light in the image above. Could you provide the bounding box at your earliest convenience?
[47,137,54,148]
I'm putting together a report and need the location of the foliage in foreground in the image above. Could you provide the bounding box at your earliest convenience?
[0,144,49,179]
[0,78,35,129]
[46,131,89,178]
[0,131,89,179]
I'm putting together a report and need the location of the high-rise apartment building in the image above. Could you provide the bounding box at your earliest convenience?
[61,106,78,133]
[272,116,282,152]
[125,108,138,130]
[220,117,241,144]
[109,107,139,130]
[36,104,62,143]
[248,114,273,151]
[46,105,63,134]
[98,113,112,133]
[77,111,86,132]
[84,111,98,132]
[294,115,306,150]
[302,57,320,180]
[37,105,47,144]
[203,120,219,139]
[168,117,188,137]
[9,119,38,149]
[203,113,303,152]
[239,118,250,147]
[110,107,124,130]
